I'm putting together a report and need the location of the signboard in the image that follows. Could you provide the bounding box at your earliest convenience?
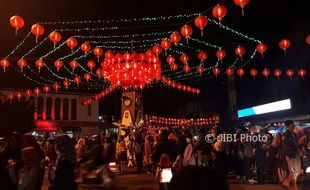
[34,121,59,132]
[121,110,133,127]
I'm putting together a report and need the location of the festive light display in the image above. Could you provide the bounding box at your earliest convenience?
[235,45,246,61]
[161,77,200,94]
[1,59,10,72]
[9,15,25,36]
[212,4,227,25]
[279,38,291,54]
[145,115,220,126]
[256,43,268,58]
[31,23,44,43]
[170,32,181,46]
[82,85,117,105]
[194,15,208,37]
[180,25,193,44]
[234,0,250,16]
[49,31,62,48]
[306,35,310,45]
[17,59,27,72]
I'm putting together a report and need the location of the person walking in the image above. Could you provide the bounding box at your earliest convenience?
[156,154,173,190]
[144,134,153,174]
[116,137,127,175]
[182,135,196,166]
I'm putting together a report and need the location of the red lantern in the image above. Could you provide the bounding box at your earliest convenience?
[235,45,246,61]
[166,55,175,64]
[305,35,310,45]
[81,42,91,56]
[256,43,268,58]
[49,31,62,48]
[96,68,102,78]
[35,59,44,73]
[54,59,63,72]
[170,32,181,46]
[198,51,208,64]
[180,25,193,44]
[25,90,32,99]
[212,67,221,77]
[0,59,10,72]
[53,83,60,92]
[84,73,91,82]
[298,69,306,78]
[226,68,234,77]
[212,4,227,25]
[183,64,191,73]
[74,76,81,86]
[69,60,79,72]
[234,0,250,16]
[87,60,96,72]
[180,54,189,64]
[216,49,226,62]
[262,68,270,78]
[152,45,162,55]
[63,80,70,89]
[236,68,245,78]
[286,69,294,78]
[93,47,103,62]
[43,86,50,95]
[279,39,291,54]
[194,15,208,37]
[16,92,22,100]
[274,69,282,79]
[197,65,204,75]
[161,39,171,54]
[66,37,78,52]
[8,93,14,101]
[31,23,44,43]
[17,58,27,72]
[34,87,41,96]
[249,68,258,78]
[105,51,114,59]
[9,15,25,36]
[170,63,178,71]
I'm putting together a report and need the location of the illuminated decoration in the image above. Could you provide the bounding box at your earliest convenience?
[49,31,62,48]
[8,93,14,102]
[249,68,258,78]
[0,59,10,72]
[35,59,45,73]
[226,68,234,77]
[43,85,50,95]
[212,4,227,25]
[35,121,59,132]
[69,60,79,72]
[180,25,193,44]
[161,39,171,54]
[306,35,310,45]
[238,99,291,118]
[53,83,60,92]
[87,60,96,72]
[234,0,250,16]
[216,49,226,62]
[194,15,208,37]
[274,69,282,79]
[16,92,22,100]
[74,76,81,85]
[256,43,267,58]
[102,51,161,89]
[93,47,103,61]
[161,77,200,94]
[166,55,175,65]
[96,68,102,78]
[17,59,27,72]
[197,51,208,64]
[31,23,44,43]
[83,85,117,105]
[279,38,291,54]
[212,67,220,77]
[286,69,294,78]
[63,80,70,90]
[34,87,41,96]
[262,68,270,78]
[170,32,181,46]
[237,68,245,78]
[152,45,163,56]
[196,65,204,75]
[235,45,246,61]
[9,15,25,36]
[25,90,32,99]
[145,115,220,126]
[179,53,189,64]
[170,63,178,71]
[84,73,91,82]
[298,69,306,79]
[183,64,191,73]
[66,37,78,52]
[54,59,63,72]
[81,42,91,56]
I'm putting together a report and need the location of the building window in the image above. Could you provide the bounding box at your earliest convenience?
[46,98,53,120]
[63,98,69,120]
[37,97,44,120]
[71,99,77,120]
[55,98,61,120]
[87,104,92,117]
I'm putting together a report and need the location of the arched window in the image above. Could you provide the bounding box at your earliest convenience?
[63,98,69,120]
[71,99,77,120]
[46,98,53,120]
[37,97,44,120]
[54,98,61,120]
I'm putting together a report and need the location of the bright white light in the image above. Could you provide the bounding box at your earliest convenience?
[253,99,291,115]
[306,167,310,173]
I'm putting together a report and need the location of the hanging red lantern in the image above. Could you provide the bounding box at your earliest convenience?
[170,32,181,46]
[63,80,70,89]
[31,23,44,43]
[194,15,208,37]
[198,51,208,64]
[256,43,268,58]
[170,63,178,71]
[87,60,96,72]
[93,47,103,62]
[216,49,226,62]
[53,83,60,92]
[9,15,25,36]
[66,37,78,52]
[161,39,171,54]
[249,68,258,78]
[54,59,63,72]
[298,69,306,78]
[43,86,50,95]
[166,55,175,64]
[262,68,270,78]
[16,92,22,100]
[49,31,62,48]
[180,54,189,64]
[305,35,310,45]
[69,60,79,72]
[8,93,14,101]
[234,0,250,16]
[286,69,294,78]
[226,68,234,77]
[17,58,27,72]
[183,65,191,73]
[74,76,81,86]
[152,45,162,55]
[236,68,245,78]
[274,69,282,79]
[35,59,44,73]
[25,89,32,99]
[84,73,91,82]
[1,59,10,72]
[212,4,227,25]
[81,42,91,56]
[279,39,291,54]
[235,45,246,61]
[34,87,41,96]
[197,65,204,75]
[212,67,221,77]
[105,51,114,59]
[96,68,101,78]
[180,25,193,44]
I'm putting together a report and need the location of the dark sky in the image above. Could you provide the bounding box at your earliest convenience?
[0,0,309,118]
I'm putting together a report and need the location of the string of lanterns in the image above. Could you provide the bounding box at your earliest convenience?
[145,115,220,126]
[82,85,117,105]
[161,77,200,94]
